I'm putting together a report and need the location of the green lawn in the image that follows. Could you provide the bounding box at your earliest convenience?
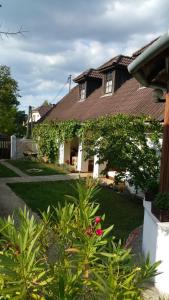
[0,162,18,177]
[8,159,68,176]
[8,180,144,241]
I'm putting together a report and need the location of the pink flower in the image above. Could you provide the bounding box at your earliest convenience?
[95,216,102,224]
[96,229,103,236]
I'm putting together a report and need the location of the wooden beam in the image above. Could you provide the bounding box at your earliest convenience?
[160,93,169,192]
[159,57,169,192]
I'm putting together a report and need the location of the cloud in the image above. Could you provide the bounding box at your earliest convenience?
[0,0,168,109]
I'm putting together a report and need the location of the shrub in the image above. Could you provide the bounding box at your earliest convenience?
[145,178,159,193]
[0,179,159,299]
[154,192,169,210]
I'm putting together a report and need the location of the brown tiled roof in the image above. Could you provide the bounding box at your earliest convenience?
[45,78,164,122]
[73,68,102,83]
[33,104,54,118]
[132,37,159,57]
[97,55,133,72]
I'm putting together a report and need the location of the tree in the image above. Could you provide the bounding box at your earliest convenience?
[0,65,20,135]
[0,5,27,38]
[15,110,27,137]
[42,100,51,106]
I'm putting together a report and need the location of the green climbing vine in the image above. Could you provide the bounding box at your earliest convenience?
[32,120,81,162]
[33,114,162,190]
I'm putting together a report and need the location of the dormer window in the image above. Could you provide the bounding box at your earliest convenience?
[79,82,86,100]
[105,71,113,94]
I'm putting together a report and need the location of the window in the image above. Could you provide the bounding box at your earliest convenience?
[105,71,113,94]
[79,82,86,100]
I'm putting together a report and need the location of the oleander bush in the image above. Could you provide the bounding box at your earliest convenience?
[0,179,159,299]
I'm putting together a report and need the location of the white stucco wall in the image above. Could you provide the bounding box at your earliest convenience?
[77,142,89,172]
[58,142,70,165]
[143,200,169,296]
[31,112,41,122]
[11,137,38,159]
[93,154,106,178]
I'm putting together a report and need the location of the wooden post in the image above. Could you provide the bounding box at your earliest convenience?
[160,93,169,192]
[160,58,169,192]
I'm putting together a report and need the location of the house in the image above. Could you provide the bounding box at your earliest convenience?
[42,39,164,178]
[30,104,54,123]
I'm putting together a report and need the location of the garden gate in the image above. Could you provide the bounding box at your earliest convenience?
[0,135,11,159]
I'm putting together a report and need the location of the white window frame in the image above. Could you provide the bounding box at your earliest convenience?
[105,71,113,94]
[79,82,86,100]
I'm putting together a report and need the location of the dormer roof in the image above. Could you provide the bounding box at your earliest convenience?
[73,68,102,83]
[97,55,133,72]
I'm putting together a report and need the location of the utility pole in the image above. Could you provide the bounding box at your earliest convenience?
[68,74,72,92]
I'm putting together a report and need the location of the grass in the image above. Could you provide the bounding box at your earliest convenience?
[8,180,144,241]
[8,159,68,176]
[0,162,18,177]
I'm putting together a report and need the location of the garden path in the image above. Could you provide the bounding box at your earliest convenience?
[0,160,79,218]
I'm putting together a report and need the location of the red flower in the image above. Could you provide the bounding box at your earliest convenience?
[95,216,102,224]
[96,229,103,236]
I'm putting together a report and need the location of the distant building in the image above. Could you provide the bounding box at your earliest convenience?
[30,104,54,123]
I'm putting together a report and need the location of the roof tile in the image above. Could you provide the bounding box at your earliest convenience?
[45,78,164,122]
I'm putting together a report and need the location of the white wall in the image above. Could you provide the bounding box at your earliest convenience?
[58,142,70,165]
[143,200,169,296]
[30,112,41,123]
[93,154,106,178]
[77,142,89,172]
[11,136,38,159]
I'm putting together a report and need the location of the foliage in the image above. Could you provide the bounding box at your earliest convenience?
[42,100,51,106]
[15,110,27,137]
[32,120,81,162]
[0,179,159,299]
[155,192,169,210]
[0,208,51,299]
[0,65,20,135]
[81,114,162,190]
[32,122,59,163]
[33,114,161,189]
[145,178,159,193]
[0,65,25,136]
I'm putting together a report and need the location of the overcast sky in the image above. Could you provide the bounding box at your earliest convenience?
[0,0,168,111]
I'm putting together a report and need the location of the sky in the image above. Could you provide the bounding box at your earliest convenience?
[0,0,168,112]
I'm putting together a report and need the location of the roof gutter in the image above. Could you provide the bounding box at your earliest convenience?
[128,32,169,91]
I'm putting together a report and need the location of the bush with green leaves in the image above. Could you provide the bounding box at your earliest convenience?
[0,179,160,299]
[145,178,159,193]
[154,192,169,210]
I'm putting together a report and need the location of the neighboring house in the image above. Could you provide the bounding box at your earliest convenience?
[42,39,164,179]
[30,104,54,123]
